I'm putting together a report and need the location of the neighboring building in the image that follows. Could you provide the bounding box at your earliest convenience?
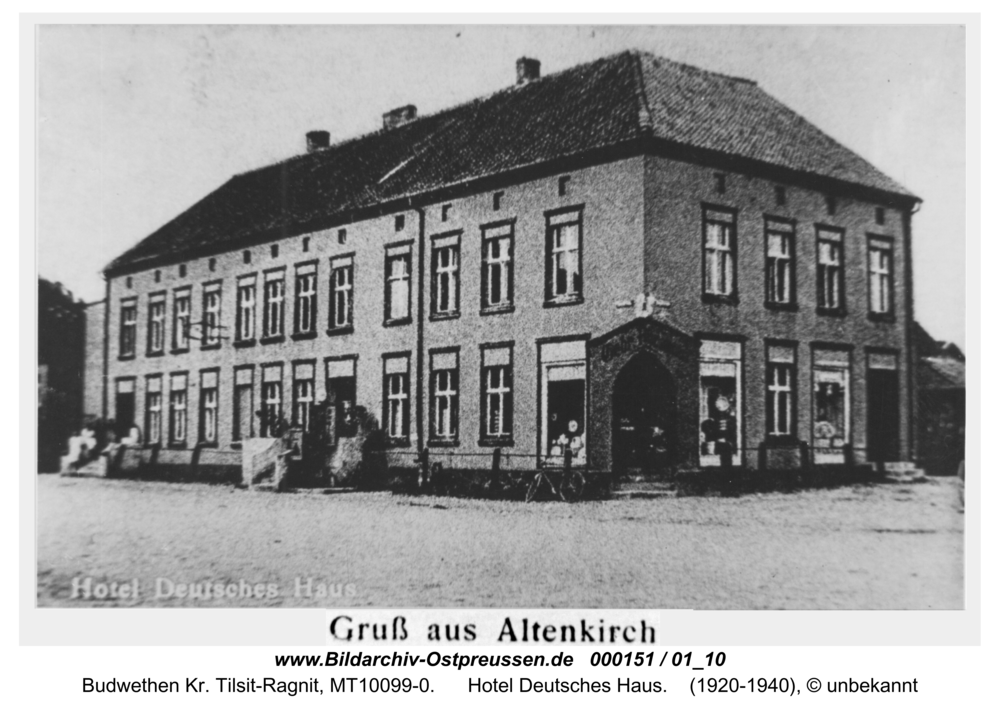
[82,299,107,422]
[38,278,86,471]
[915,322,965,476]
[92,51,920,480]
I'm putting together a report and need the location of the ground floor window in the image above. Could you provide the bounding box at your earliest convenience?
[766,342,797,439]
[261,364,283,437]
[292,362,315,431]
[199,370,219,445]
[480,344,513,446]
[430,349,459,444]
[699,340,742,466]
[168,373,188,446]
[813,348,851,463]
[539,339,587,467]
[145,376,161,445]
[383,354,410,444]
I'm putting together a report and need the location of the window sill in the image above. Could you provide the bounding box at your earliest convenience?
[543,295,583,309]
[170,347,191,355]
[146,350,165,358]
[327,326,354,337]
[259,335,285,345]
[291,331,317,341]
[383,437,413,449]
[233,338,257,349]
[230,442,243,450]
[429,311,460,322]
[117,354,136,362]
[867,312,896,324]
[200,343,222,351]
[479,437,514,448]
[701,293,739,306]
[166,443,188,450]
[480,304,514,317]
[764,301,798,312]
[428,438,460,448]
[816,307,847,318]
[383,317,412,328]
[197,441,218,449]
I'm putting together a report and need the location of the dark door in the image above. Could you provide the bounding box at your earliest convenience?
[115,391,135,438]
[867,369,900,463]
[613,355,675,473]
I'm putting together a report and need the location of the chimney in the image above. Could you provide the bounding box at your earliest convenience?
[382,104,417,130]
[306,130,330,153]
[516,57,541,85]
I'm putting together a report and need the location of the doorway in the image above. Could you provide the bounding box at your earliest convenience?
[612,354,675,474]
[867,369,900,463]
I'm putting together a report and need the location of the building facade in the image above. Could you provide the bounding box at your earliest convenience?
[94,51,919,479]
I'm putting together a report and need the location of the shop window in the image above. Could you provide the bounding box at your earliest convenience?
[540,340,587,467]
[699,340,742,466]
[813,349,851,464]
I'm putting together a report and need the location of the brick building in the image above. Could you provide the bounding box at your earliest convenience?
[91,51,919,480]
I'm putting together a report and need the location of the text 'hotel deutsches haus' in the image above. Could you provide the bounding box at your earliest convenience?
[92,51,919,480]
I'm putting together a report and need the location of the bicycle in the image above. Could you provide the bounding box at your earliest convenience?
[525,467,586,503]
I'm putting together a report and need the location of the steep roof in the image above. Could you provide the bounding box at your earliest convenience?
[106,50,916,275]
[919,357,965,391]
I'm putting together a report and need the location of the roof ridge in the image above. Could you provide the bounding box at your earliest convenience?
[631,49,757,86]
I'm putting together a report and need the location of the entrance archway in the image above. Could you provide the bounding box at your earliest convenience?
[612,353,676,474]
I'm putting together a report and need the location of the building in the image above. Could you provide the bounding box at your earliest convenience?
[914,323,965,477]
[93,51,919,481]
[38,278,87,471]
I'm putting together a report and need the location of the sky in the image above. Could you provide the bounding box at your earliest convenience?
[36,23,966,347]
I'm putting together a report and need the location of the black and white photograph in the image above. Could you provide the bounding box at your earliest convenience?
[34,23,966,611]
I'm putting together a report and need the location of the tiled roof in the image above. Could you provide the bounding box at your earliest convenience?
[919,357,965,391]
[107,50,915,274]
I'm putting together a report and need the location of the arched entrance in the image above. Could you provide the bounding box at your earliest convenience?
[612,353,676,474]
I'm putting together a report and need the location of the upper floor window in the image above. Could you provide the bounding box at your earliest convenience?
[263,270,285,339]
[868,236,894,317]
[202,282,222,347]
[119,299,137,359]
[329,256,354,332]
[384,243,412,325]
[147,294,166,355]
[382,354,410,445]
[236,275,256,343]
[545,207,583,304]
[480,344,513,446]
[481,222,514,314]
[293,263,317,336]
[702,206,737,300]
[816,226,845,314]
[765,218,795,307]
[172,289,191,351]
[431,233,461,318]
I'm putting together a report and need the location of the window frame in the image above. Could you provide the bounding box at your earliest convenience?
[201,280,223,350]
[811,344,853,464]
[144,374,163,446]
[383,242,413,327]
[866,234,895,321]
[291,360,316,431]
[701,204,739,304]
[118,298,137,360]
[763,216,797,310]
[327,254,355,335]
[167,371,189,448]
[430,232,462,320]
[198,368,220,447]
[146,292,167,356]
[697,336,744,467]
[381,352,411,447]
[480,219,516,315]
[765,340,798,442]
[171,287,192,353]
[479,341,515,447]
[815,224,847,316]
[261,268,286,343]
[543,205,585,307]
[428,347,461,446]
[234,273,257,347]
[292,261,319,339]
